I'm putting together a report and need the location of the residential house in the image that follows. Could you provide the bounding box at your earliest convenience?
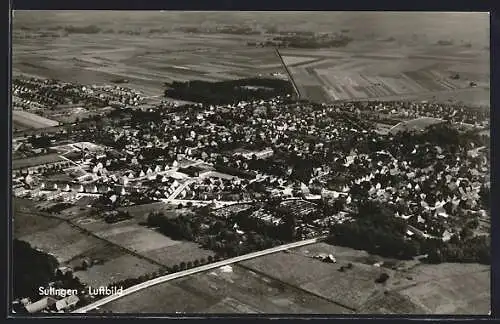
[25,297,57,313]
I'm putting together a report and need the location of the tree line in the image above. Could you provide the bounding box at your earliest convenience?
[326,201,419,260]
[104,255,221,291]
[164,78,294,105]
[326,201,490,264]
[145,210,285,258]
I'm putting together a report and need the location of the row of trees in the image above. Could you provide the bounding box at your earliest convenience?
[103,255,223,295]
[104,211,132,224]
[41,202,73,214]
[249,34,353,49]
[200,232,283,258]
[425,235,490,264]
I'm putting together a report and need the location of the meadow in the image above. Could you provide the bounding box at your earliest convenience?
[99,242,489,314]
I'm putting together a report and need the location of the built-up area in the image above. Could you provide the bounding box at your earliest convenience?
[12,77,490,313]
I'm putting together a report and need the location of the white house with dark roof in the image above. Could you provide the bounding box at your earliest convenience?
[25,297,57,313]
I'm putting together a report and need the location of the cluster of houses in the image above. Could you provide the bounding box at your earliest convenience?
[213,204,254,219]
[249,208,284,226]
[329,100,489,128]
[14,294,80,314]
[183,176,245,201]
[95,84,145,108]
[13,154,71,177]
[12,77,147,122]
[13,266,81,314]
[12,84,489,246]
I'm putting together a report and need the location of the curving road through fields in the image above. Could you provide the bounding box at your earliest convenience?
[73,237,324,313]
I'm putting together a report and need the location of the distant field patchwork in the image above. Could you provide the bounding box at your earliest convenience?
[13,34,288,96]
[283,49,488,103]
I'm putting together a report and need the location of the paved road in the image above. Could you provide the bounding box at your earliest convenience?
[166,179,197,201]
[72,237,324,313]
[162,197,303,208]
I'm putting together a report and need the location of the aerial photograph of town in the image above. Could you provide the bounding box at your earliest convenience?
[11,11,490,315]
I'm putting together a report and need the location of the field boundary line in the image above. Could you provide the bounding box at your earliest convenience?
[275,48,301,99]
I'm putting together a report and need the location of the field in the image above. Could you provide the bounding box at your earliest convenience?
[73,251,162,288]
[241,243,490,314]
[72,213,214,268]
[45,173,74,182]
[13,198,63,237]
[17,221,98,262]
[101,242,490,314]
[14,194,213,287]
[15,217,163,288]
[284,47,489,105]
[12,110,60,129]
[13,32,287,97]
[239,250,391,311]
[47,107,100,124]
[13,12,488,105]
[13,122,29,132]
[143,242,215,268]
[102,264,353,314]
[13,198,164,288]
[52,142,104,155]
[360,87,490,107]
[395,266,490,314]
